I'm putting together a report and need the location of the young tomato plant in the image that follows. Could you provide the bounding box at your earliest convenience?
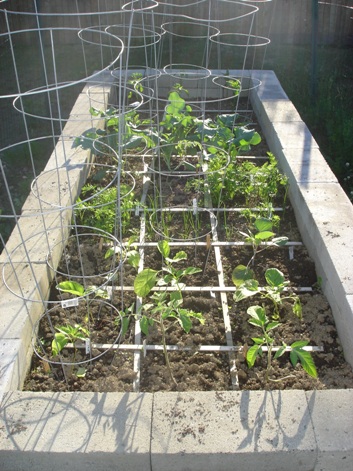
[134,240,202,295]
[133,240,204,385]
[239,217,288,266]
[246,305,317,381]
[139,291,204,385]
[232,266,302,319]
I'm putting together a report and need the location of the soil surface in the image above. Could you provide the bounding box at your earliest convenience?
[24,100,353,393]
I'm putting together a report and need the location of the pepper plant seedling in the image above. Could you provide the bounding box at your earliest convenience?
[56,280,109,299]
[51,323,90,359]
[232,266,302,319]
[246,305,317,381]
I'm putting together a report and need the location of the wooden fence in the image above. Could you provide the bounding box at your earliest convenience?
[0,0,352,45]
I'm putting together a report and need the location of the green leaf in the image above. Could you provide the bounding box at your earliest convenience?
[171,250,187,262]
[233,279,259,302]
[272,236,289,246]
[291,340,309,349]
[120,316,130,338]
[254,217,273,233]
[290,342,317,378]
[252,337,265,345]
[189,311,205,325]
[166,91,185,115]
[127,251,140,270]
[293,298,302,319]
[52,333,68,356]
[246,344,262,368]
[104,247,115,259]
[56,281,85,297]
[140,315,153,336]
[76,367,87,378]
[274,345,287,359]
[157,240,170,258]
[178,313,192,333]
[89,106,103,117]
[247,305,267,324]
[170,290,183,303]
[254,231,275,242]
[290,349,298,367]
[181,267,202,276]
[231,264,254,287]
[250,132,261,145]
[265,268,285,288]
[266,321,281,331]
[134,269,158,297]
[248,318,265,328]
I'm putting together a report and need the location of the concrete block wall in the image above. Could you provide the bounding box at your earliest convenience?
[250,69,353,368]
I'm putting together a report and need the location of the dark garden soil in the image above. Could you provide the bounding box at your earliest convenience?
[23,100,353,393]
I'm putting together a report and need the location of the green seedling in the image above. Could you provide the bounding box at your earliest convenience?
[246,305,317,381]
[134,240,202,296]
[56,280,108,299]
[239,217,288,266]
[75,183,139,236]
[139,290,204,385]
[51,323,90,358]
[127,72,144,100]
[115,303,135,340]
[160,89,198,169]
[105,235,140,271]
[233,266,302,320]
[133,240,203,385]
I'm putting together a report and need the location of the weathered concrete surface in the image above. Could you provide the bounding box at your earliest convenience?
[306,389,353,471]
[0,390,352,471]
[0,392,152,471]
[151,390,317,471]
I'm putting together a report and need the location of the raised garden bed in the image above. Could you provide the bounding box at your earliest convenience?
[19,71,353,394]
[1,70,353,471]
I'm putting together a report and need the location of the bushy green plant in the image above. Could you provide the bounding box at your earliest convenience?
[75,183,139,235]
[205,152,288,207]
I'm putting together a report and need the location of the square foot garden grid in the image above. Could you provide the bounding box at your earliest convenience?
[0,70,353,471]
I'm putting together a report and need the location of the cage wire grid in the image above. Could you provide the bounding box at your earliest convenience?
[0,0,320,392]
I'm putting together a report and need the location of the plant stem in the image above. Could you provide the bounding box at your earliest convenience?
[160,314,177,386]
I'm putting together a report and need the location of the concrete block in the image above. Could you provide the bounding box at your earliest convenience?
[294,182,353,295]
[151,391,317,471]
[0,392,153,471]
[306,390,353,471]
[275,147,338,185]
[0,278,42,341]
[269,122,320,158]
[251,70,289,100]
[0,340,28,393]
